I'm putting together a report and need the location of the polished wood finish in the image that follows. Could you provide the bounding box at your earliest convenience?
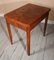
[27,29,30,56]
[6,22,13,44]
[43,12,49,36]
[4,3,50,55]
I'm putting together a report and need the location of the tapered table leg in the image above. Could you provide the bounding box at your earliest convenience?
[27,30,30,56]
[6,23,13,44]
[43,13,49,36]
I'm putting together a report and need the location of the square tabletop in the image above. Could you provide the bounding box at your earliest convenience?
[5,3,50,30]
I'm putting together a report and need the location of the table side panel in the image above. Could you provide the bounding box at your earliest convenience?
[5,16,30,31]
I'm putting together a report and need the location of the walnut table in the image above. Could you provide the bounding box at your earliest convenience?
[4,3,50,56]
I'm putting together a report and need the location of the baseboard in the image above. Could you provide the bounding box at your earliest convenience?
[0,13,4,17]
[41,19,54,24]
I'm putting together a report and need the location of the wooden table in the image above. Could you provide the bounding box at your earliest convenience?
[4,3,50,56]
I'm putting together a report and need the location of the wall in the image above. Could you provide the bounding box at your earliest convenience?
[0,0,23,4]
[0,0,29,15]
[28,0,54,21]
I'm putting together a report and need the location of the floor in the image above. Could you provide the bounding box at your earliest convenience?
[0,17,54,60]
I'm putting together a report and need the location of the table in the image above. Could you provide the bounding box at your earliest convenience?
[4,3,50,56]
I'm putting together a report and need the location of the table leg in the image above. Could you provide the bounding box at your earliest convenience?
[27,30,30,56]
[43,13,49,36]
[6,23,13,44]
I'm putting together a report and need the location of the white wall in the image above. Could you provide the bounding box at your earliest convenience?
[0,0,29,15]
[0,0,25,4]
